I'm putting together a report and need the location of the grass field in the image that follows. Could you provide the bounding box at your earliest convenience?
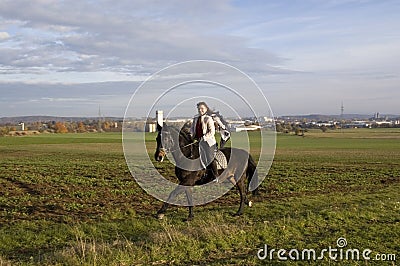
[0,129,399,265]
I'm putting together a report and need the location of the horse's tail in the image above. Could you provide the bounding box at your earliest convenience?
[247,154,259,195]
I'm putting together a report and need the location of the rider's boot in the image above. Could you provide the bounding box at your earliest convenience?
[209,160,219,183]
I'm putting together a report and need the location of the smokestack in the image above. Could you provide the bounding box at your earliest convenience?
[156,110,163,127]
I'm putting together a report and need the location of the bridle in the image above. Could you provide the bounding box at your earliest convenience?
[158,130,197,154]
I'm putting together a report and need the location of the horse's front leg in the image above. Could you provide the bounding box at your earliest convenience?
[185,187,194,221]
[156,202,169,219]
[156,185,186,219]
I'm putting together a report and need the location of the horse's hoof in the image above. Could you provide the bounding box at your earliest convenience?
[157,213,165,219]
[233,212,243,217]
[248,201,253,207]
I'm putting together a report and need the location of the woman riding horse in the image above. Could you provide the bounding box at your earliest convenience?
[154,122,258,220]
[190,102,219,182]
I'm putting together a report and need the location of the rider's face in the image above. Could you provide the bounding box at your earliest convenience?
[198,105,207,116]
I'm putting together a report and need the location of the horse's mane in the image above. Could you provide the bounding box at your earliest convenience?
[180,121,192,141]
[164,122,192,145]
[163,122,197,158]
[179,121,192,143]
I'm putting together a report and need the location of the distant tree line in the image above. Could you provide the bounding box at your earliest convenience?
[275,122,341,135]
[0,120,124,136]
[276,120,400,136]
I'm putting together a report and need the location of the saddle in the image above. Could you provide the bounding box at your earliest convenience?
[215,150,228,170]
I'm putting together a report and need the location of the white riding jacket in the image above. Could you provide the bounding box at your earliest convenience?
[190,114,217,147]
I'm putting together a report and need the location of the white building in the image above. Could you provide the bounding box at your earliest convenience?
[15,123,25,131]
[235,125,262,132]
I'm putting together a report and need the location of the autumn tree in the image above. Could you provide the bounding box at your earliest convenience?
[54,122,68,133]
[77,122,87,133]
[102,121,111,131]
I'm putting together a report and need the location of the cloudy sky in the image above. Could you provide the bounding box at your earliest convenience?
[0,0,399,117]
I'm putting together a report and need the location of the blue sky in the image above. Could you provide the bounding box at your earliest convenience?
[0,0,399,117]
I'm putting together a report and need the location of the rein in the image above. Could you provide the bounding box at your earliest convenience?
[165,141,197,153]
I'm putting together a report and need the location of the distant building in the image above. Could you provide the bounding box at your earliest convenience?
[144,110,164,132]
[316,121,334,127]
[262,116,274,123]
[15,123,25,131]
[156,110,163,128]
[235,125,261,132]
[344,121,371,128]
[146,123,157,132]
[374,121,393,126]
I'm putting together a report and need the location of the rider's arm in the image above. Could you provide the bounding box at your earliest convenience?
[213,116,226,130]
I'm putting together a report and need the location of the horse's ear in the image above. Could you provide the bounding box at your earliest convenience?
[183,120,192,129]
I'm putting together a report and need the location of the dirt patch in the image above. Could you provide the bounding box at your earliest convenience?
[8,131,41,136]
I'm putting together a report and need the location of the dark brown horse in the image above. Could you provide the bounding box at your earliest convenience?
[154,123,258,220]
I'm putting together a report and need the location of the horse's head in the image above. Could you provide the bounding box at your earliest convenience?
[154,122,195,162]
[154,128,165,162]
[154,124,175,162]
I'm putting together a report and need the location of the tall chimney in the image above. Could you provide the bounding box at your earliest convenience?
[156,110,163,127]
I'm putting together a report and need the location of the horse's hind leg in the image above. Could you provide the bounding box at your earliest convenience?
[234,175,247,216]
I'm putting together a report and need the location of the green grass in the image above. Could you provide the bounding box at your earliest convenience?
[0,129,399,265]
[0,132,121,146]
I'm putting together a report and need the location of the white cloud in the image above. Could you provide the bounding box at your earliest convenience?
[0,0,399,116]
[0,31,10,40]
[0,0,283,78]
